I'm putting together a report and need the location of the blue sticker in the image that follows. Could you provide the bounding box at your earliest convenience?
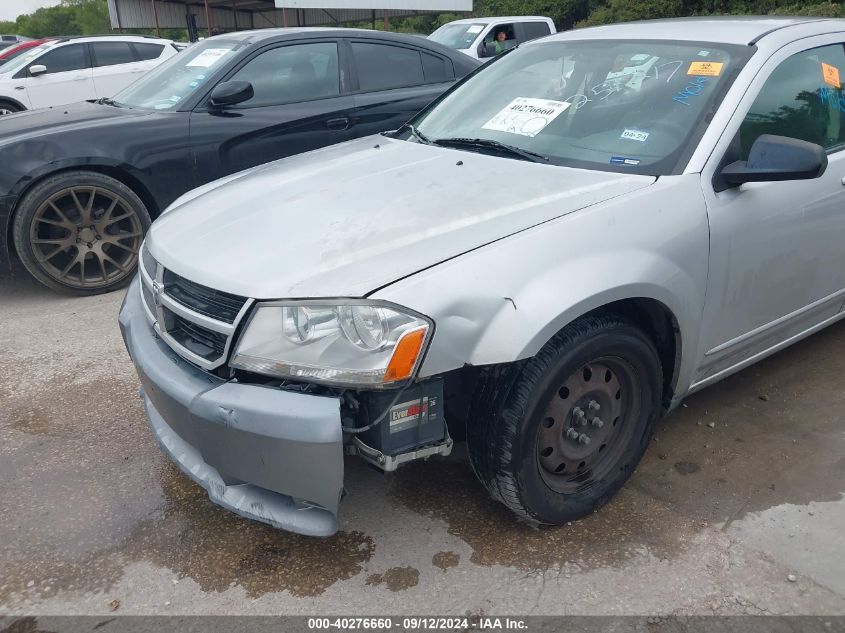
[819,86,845,112]
[610,156,641,166]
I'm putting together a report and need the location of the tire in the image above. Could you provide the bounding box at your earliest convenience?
[12,170,151,296]
[466,313,663,525]
[0,101,23,116]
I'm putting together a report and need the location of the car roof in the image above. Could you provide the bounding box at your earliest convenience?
[437,16,553,25]
[203,27,481,59]
[545,16,845,46]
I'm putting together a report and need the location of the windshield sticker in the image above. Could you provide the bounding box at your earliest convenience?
[466,24,484,33]
[610,156,641,166]
[482,97,571,138]
[822,62,841,88]
[186,48,232,68]
[688,61,723,77]
[621,129,650,142]
[673,76,709,106]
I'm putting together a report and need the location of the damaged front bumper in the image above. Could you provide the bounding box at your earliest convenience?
[119,281,344,537]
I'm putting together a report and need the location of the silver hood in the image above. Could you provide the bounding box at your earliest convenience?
[148,136,655,299]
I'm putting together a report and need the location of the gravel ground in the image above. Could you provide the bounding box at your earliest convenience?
[1,260,843,616]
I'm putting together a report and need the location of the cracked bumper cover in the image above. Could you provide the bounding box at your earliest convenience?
[119,281,344,537]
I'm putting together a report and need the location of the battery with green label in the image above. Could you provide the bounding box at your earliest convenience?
[358,378,446,456]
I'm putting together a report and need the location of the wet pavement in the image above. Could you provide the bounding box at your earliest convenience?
[1,259,844,615]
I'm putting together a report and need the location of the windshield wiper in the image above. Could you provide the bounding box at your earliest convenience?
[431,137,549,163]
[389,123,432,145]
[97,97,121,107]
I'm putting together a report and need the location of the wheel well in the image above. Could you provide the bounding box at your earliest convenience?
[590,298,681,408]
[5,165,159,259]
[0,97,26,111]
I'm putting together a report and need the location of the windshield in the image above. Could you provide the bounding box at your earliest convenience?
[413,39,750,175]
[0,41,53,75]
[428,23,485,50]
[112,39,242,110]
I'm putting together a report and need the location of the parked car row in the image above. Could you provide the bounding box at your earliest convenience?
[0,28,479,293]
[7,16,845,538]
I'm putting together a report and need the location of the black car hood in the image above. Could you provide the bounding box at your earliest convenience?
[0,101,152,143]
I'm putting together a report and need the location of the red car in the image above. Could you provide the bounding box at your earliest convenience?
[0,38,53,64]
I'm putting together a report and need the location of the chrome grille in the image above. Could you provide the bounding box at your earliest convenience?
[138,243,252,370]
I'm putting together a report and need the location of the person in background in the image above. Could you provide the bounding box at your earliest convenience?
[494,30,509,54]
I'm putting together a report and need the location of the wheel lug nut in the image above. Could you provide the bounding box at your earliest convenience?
[578,433,591,445]
[572,406,585,419]
[588,400,600,411]
[566,428,580,440]
[591,417,604,429]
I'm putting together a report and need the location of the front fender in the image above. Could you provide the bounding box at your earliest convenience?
[374,174,709,398]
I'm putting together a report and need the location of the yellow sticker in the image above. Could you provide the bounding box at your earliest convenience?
[688,61,724,77]
[822,62,841,88]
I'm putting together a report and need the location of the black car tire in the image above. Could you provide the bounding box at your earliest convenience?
[12,170,151,295]
[466,313,663,525]
[0,101,23,115]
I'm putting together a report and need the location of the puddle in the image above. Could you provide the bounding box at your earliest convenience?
[365,567,420,592]
[431,551,460,572]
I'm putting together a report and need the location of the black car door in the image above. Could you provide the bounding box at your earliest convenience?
[347,39,456,138]
[189,39,355,186]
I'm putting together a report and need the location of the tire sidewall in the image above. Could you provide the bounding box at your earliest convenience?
[512,326,662,523]
[12,171,151,295]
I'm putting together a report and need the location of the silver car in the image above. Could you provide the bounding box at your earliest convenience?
[120,16,845,536]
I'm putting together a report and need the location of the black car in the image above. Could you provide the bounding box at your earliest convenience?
[0,28,479,294]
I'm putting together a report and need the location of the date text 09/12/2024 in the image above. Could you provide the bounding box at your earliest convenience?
[307,617,529,630]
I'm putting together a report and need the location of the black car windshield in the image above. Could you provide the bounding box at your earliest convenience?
[113,39,243,110]
[413,39,750,175]
[428,23,486,49]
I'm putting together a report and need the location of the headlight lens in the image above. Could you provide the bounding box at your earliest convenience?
[231,301,432,387]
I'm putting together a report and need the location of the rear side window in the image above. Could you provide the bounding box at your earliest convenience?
[91,42,136,67]
[133,43,165,61]
[740,44,845,156]
[352,42,424,91]
[522,21,553,41]
[32,43,88,74]
[421,52,453,83]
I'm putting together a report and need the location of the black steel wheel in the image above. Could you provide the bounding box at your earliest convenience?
[0,102,22,116]
[466,313,663,525]
[13,171,151,295]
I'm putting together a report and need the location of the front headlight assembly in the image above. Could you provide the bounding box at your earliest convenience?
[230,301,433,388]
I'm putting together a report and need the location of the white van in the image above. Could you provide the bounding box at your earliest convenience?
[428,16,555,61]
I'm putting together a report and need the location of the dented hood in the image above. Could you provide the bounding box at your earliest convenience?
[148,136,655,299]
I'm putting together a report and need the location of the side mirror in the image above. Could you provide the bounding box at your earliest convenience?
[29,64,47,77]
[208,80,253,108]
[721,134,827,185]
[478,42,495,59]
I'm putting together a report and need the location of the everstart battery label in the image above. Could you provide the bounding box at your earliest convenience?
[389,397,436,434]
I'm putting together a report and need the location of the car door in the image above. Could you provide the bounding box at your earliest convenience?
[695,39,845,385]
[189,39,355,185]
[348,39,455,137]
[22,42,94,108]
[91,41,146,98]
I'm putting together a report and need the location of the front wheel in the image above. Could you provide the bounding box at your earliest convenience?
[12,171,150,295]
[466,313,663,524]
[0,101,23,116]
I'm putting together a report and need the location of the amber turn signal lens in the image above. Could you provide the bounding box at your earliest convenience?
[384,327,427,382]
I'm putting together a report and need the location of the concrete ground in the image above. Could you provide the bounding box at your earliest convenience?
[1,259,844,617]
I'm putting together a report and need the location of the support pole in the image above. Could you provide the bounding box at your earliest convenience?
[204,0,213,37]
[151,0,160,37]
[383,9,389,31]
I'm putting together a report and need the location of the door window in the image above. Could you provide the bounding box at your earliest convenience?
[421,52,453,83]
[740,44,845,157]
[483,24,517,55]
[352,42,424,91]
[31,43,88,75]
[91,42,137,67]
[521,21,552,41]
[133,43,165,61]
[228,42,340,107]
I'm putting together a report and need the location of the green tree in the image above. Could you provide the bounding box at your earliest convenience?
[15,5,79,38]
[61,0,111,34]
